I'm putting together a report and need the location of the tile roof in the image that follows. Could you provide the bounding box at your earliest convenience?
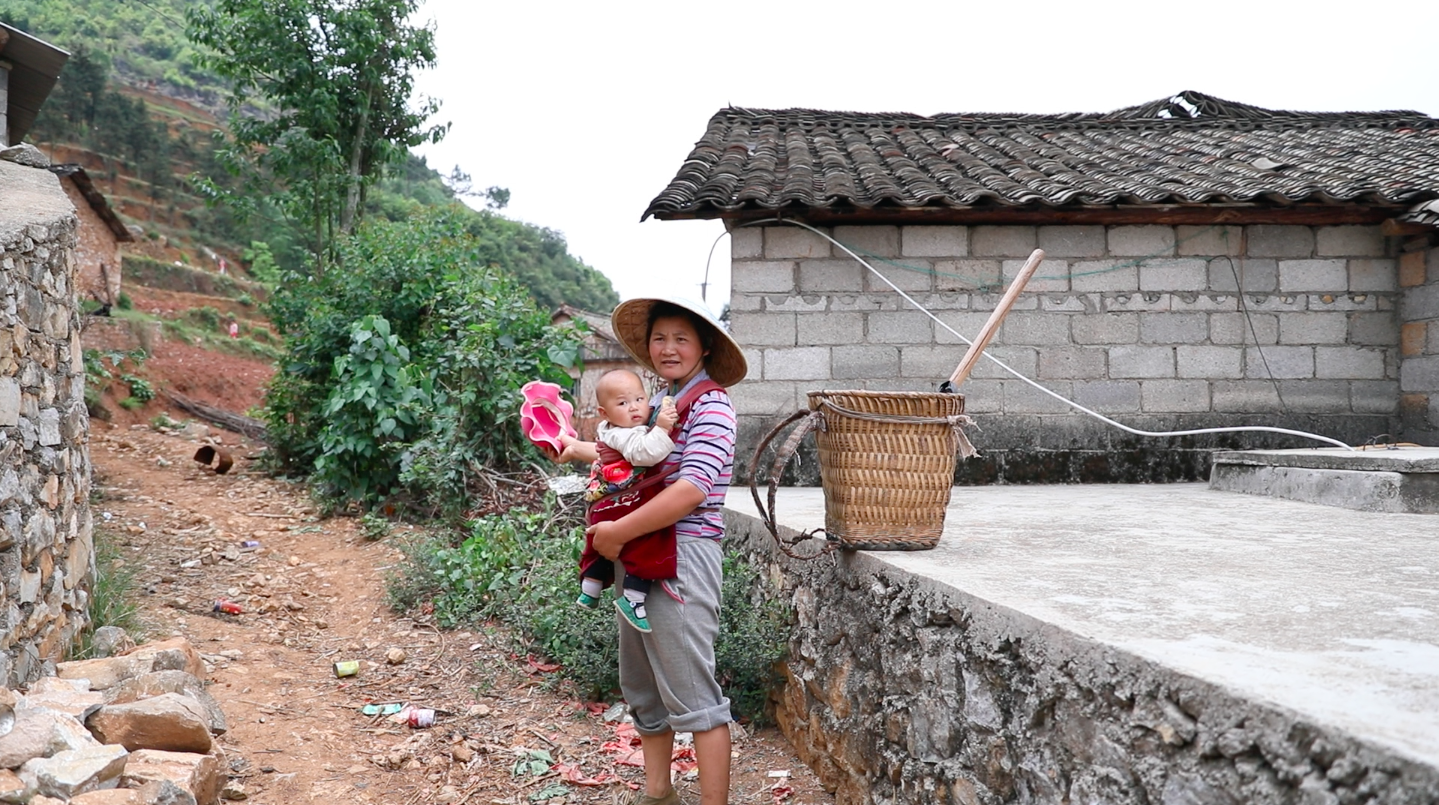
[643,91,1439,221]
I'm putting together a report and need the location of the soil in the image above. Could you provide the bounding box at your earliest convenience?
[89,359,833,804]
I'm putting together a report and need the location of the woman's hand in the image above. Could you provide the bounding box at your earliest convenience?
[586,520,627,560]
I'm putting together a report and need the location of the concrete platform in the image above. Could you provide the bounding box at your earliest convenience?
[726,483,1439,771]
[1211,447,1439,513]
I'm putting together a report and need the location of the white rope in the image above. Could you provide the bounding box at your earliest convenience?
[738,218,1354,452]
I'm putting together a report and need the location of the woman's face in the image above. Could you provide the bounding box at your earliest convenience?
[649,314,708,387]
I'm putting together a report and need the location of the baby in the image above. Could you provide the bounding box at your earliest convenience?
[569,369,677,632]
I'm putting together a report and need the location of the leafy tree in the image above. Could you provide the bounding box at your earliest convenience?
[186,0,447,270]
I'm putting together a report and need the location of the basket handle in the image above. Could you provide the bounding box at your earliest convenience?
[747,409,839,561]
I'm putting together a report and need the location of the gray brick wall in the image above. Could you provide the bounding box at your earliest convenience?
[728,223,1409,479]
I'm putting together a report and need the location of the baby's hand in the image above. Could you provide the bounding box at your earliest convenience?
[655,397,678,431]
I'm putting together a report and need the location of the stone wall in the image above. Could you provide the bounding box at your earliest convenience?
[725,509,1439,805]
[0,158,94,686]
[59,177,123,307]
[1398,241,1439,444]
[729,223,1408,483]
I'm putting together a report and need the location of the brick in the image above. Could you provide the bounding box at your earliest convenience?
[730,312,795,347]
[900,345,963,379]
[1347,259,1398,293]
[831,345,900,380]
[1072,313,1138,344]
[1001,312,1072,345]
[1038,347,1106,379]
[866,311,932,344]
[1140,379,1211,412]
[1278,259,1347,292]
[739,347,763,377]
[1139,258,1208,292]
[732,260,796,293]
[1399,251,1427,287]
[1401,322,1427,357]
[763,347,830,381]
[729,293,762,312]
[730,227,763,259]
[1277,380,1353,412]
[798,259,862,293]
[0,378,17,427]
[1072,380,1141,412]
[1247,225,1314,258]
[1245,346,1314,379]
[833,225,899,258]
[797,312,865,346]
[1071,260,1138,293]
[957,380,1003,413]
[1037,226,1106,257]
[1315,347,1387,380]
[1278,312,1348,345]
[1208,257,1277,293]
[1401,284,1439,322]
[1110,346,1175,378]
[1210,312,1277,345]
[1351,380,1400,414]
[1348,312,1398,347]
[1107,226,1175,257]
[764,294,827,313]
[1177,346,1242,379]
[1308,293,1376,312]
[935,259,1001,292]
[1177,224,1243,256]
[1004,379,1074,413]
[728,380,799,414]
[933,311,992,345]
[1316,226,1385,257]
[1139,312,1207,344]
[864,259,933,292]
[765,226,830,258]
[901,226,968,257]
[1212,380,1283,412]
[966,346,1037,379]
[972,226,1035,257]
[1004,258,1068,293]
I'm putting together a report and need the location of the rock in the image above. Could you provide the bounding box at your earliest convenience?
[0,144,50,168]
[122,750,219,805]
[29,678,91,694]
[466,704,491,718]
[69,789,144,804]
[135,779,197,805]
[0,708,101,768]
[91,628,137,659]
[450,744,473,764]
[30,797,65,805]
[0,768,33,803]
[19,744,128,799]
[125,639,205,679]
[87,694,213,754]
[56,656,153,691]
[385,648,406,665]
[24,689,106,719]
[105,672,227,737]
[219,780,247,800]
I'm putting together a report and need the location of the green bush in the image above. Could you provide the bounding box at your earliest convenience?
[116,292,133,310]
[386,503,790,721]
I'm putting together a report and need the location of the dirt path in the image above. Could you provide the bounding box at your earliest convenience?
[90,421,832,804]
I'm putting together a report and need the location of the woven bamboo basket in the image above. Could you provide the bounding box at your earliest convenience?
[807,390,966,550]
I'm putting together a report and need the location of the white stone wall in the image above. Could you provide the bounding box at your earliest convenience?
[1399,243,1439,443]
[730,222,1403,481]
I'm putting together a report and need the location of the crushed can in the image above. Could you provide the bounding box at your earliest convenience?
[399,705,434,728]
[333,660,360,678]
[212,599,243,615]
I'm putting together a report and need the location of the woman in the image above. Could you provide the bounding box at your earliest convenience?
[557,296,746,805]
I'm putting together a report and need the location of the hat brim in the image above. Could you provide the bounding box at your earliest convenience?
[611,296,748,388]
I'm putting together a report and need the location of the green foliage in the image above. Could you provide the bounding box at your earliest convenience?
[116,293,133,311]
[121,374,155,403]
[359,512,392,542]
[80,526,145,658]
[264,211,580,510]
[387,504,791,720]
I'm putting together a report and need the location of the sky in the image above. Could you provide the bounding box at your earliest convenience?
[411,1,1439,318]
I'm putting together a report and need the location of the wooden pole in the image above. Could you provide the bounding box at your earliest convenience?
[944,248,1045,391]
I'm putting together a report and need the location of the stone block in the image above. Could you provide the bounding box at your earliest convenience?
[732,261,796,294]
[1401,355,1439,393]
[1275,380,1352,413]
[972,292,1038,312]
[0,379,17,428]
[762,347,830,381]
[1211,380,1283,412]
[966,346,1037,380]
[1072,380,1140,412]
[85,693,212,754]
[763,294,826,313]
[900,345,960,379]
[1105,293,1170,313]
[1316,226,1385,257]
[1110,346,1175,379]
[69,789,143,804]
[56,656,152,692]
[729,227,762,259]
[729,293,762,313]
[797,312,864,346]
[1140,379,1211,412]
[1004,258,1068,293]
[37,409,60,447]
[1072,313,1138,345]
[864,259,932,293]
[0,707,101,769]
[934,259,1000,291]
[1278,311,1348,345]
[1177,224,1243,256]
[1399,250,1427,287]
[1401,322,1426,357]
[1208,257,1278,293]
[933,311,992,346]
[901,226,967,258]
[1071,260,1137,293]
[1004,379,1073,413]
[1245,346,1314,379]
[103,672,225,737]
[1308,292,1376,312]
[0,769,32,803]
[1171,293,1238,313]
[730,312,795,347]
[1107,226,1175,257]
[1351,380,1400,413]
[798,259,863,293]
[833,225,899,258]
[1247,225,1314,258]
[866,311,931,344]
[1348,312,1398,347]
[1243,294,1307,312]
[18,744,127,800]
[1346,259,1398,293]
[120,749,220,805]
[915,292,970,312]
[1001,312,1071,346]
[1177,346,1242,379]
[831,345,899,380]
[729,381,797,414]
[23,689,104,719]
[828,294,899,312]
[1401,283,1439,322]
[1041,295,1091,313]
[1037,347,1106,379]
[1139,312,1207,344]
[971,226,1035,258]
[1315,347,1387,380]
[1279,259,1347,292]
[1139,258,1207,292]
[957,380,1003,413]
[1037,226,1105,258]
[764,226,829,259]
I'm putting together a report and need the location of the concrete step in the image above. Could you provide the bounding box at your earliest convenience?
[1210,447,1439,513]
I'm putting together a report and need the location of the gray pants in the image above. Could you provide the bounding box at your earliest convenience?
[618,535,731,735]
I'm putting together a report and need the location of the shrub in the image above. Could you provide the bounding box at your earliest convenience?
[79,526,145,658]
[116,293,133,310]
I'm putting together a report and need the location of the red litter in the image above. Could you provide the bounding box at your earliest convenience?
[212,600,243,615]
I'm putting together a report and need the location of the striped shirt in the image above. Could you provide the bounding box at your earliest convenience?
[654,371,735,540]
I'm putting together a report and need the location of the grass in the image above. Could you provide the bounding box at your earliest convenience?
[78,525,146,659]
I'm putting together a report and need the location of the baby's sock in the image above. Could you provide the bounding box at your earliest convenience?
[581,577,603,598]
[623,587,648,618]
